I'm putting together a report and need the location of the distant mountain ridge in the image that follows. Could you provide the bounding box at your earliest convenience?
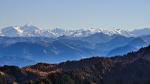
[0,24,142,37]
[0,34,149,66]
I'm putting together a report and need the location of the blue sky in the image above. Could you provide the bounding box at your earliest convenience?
[0,0,150,30]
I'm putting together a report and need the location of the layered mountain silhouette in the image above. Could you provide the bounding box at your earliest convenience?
[0,33,150,66]
[1,26,150,66]
[1,45,150,84]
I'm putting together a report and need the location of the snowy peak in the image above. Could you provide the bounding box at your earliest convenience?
[14,26,23,33]
[109,28,132,37]
[1,25,54,37]
[1,26,23,37]
[20,25,42,36]
[88,28,103,33]
[50,28,66,36]
[21,24,41,33]
[68,28,132,37]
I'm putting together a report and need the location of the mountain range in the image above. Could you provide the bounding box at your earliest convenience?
[1,44,150,84]
[1,25,150,66]
[0,25,144,37]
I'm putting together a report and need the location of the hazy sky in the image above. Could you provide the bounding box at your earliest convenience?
[0,0,150,30]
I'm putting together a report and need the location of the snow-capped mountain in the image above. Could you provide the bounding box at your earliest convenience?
[1,25,56,37]
[66,28,133,37]
[0,25,141,37]
[109,28,135,37]
[20,24,42,36]
[1,26,23,37]
[67,28,102,37]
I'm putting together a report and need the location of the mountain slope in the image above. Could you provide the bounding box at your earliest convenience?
[1,45,150,84]
[107,37,149,56]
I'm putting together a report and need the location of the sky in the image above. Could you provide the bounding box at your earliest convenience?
[0,0,150,30]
